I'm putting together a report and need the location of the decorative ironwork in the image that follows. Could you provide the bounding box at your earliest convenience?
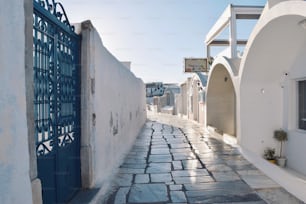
[34,0,75,32]
[33,0,81,203]
[33,2,80,157]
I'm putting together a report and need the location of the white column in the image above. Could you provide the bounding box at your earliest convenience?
[229,6,237,58]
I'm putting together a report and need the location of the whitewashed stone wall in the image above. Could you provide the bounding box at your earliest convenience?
[0,0,34,203]
[0,7,146,203]
[79,21,146,189]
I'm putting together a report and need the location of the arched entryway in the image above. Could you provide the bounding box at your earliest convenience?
[206,59,237,137]
[239,1,306,190]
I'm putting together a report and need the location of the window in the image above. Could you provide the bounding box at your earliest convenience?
[298,80,306,130]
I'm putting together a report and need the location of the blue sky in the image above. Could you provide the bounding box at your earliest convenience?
[61,0,266,83]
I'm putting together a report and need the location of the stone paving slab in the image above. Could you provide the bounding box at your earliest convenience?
[173,152,197,161]
[181,159,203,169]
[185,191,263,204]
[184,180,253,192]
[212,171,241,182]
[128,184,168,203]
[118,168,144,174]
[102,113,303,204]
[169,184,183,191]
[170,191,187,203]
[173,175,214,184]
[171,169,209,177]
[150,173,172,183]
[149,154,172,163]
[134,174,150,184]
[205,164,233,172]
[146,162,172,173]
[172,161,183,170]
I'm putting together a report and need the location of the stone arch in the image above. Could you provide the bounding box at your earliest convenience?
[206,56,237,136]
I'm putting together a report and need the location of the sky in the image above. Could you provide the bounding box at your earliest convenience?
[61,0,267,84]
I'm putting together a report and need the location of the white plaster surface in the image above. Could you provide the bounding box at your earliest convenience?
[0,0,33,203]
[84,24,146,188]
[206,57,239,136]
[238,2,306,201]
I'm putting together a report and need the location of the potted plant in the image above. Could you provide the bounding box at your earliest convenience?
[263,148,276,164]
[274,129,288,167]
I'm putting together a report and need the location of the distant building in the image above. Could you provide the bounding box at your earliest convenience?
[146,83,180,115]
[176,73,207,123]
[145,82,165,97]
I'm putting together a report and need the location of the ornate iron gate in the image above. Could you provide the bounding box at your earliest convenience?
[33,0,81,203]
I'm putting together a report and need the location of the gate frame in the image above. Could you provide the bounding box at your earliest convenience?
[29,0,83,203]
[25,1,95,203]
[24,0,43,203]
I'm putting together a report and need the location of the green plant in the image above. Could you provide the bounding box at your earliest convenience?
[264,148,276,160]
[274,130,288,157]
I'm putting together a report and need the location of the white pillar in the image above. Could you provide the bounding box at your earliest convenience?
[229,5,237,58]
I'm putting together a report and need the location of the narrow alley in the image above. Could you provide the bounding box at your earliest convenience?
[101,113,302,204]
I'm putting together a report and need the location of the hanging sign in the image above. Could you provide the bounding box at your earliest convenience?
[184,58,208,73]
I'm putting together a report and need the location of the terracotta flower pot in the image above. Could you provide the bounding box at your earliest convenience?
[268,159,276,164]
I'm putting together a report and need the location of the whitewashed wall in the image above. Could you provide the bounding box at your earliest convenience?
[191,78,199,121]
[238,1,306,201]
[181,83,188,116]
[206,57,239,137]
[0,0,33,203]
[80,21,146,188]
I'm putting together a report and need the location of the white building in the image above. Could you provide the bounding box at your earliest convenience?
[148,83,180,115]
[205,4,263,138]
[239,0,306,201]
[176,73,208,125]
[205,0,306,201]
[0,1,146,203]
[187,73,208,123]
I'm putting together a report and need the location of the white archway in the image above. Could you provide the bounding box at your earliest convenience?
[206,57,238,137]
[238,1,306,201]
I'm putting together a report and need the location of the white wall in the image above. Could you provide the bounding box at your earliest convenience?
[82,23,146,187]
[285,42,306,175]
[206,57,239,137]
[181,83,188,116]
[238,1,306,201]
[239,1,306,171]
[191,78,199,121]
[207,65,236,136]
[0,0,33,203]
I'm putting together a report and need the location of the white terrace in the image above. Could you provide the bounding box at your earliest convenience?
[205,5,263,61]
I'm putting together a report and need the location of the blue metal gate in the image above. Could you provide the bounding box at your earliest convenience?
[33,0,81,203]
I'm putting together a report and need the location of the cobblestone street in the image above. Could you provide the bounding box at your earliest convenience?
[103,113,303,204]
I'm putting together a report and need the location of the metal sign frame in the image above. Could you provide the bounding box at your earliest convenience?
[184,58,208,73]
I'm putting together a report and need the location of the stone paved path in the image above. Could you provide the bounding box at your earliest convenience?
[103,113,303,204]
